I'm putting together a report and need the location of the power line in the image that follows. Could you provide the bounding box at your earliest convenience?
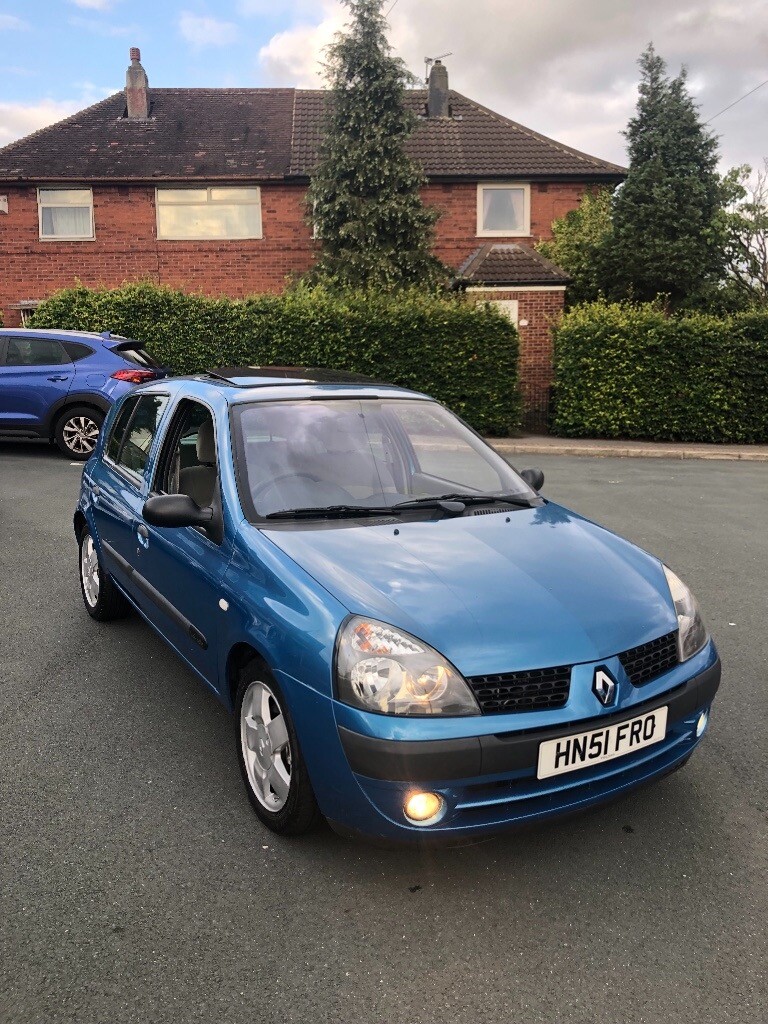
[386,0,402,15]
[706,77,768,123]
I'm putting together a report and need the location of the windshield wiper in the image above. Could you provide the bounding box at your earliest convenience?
[264,504,396,521]
[264,492,538,521]
[392,493,537,510]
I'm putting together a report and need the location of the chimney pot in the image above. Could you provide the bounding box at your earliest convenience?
[427,59,449,118]
[126,46,149,119]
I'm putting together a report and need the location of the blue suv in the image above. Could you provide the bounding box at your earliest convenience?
[0,328,166,459]
[75,368,720,843]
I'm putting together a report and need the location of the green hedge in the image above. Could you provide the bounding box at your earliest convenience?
[553,301,768,442]
[29,282,520,435]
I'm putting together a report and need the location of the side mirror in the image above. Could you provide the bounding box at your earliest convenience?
[143,493,214,529]
[520,468,545,492]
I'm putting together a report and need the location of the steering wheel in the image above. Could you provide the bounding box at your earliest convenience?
[251,471,323,501]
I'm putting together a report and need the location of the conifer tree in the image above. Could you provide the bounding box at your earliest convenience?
[605,44,725,305]
[537,188,614,304]
[307,0,444,289]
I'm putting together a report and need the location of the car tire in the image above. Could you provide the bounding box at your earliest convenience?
[78,527,129,622]
[55,406,105,460]
[235,662,322,836]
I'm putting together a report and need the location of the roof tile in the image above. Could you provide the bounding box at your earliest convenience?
[0,87,625,183]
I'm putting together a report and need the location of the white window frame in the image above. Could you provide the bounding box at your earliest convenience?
[155,186,263,241]
[476,182,531,238]
[37,187,95,241]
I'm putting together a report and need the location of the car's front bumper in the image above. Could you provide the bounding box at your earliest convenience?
[331,653,721,843]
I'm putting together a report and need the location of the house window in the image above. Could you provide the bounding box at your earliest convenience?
[38,188,94,240]
[156,187,262,240]
[490,299,519,324]
[477,183,530,237]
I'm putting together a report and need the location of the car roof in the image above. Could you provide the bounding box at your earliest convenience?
[135,369,429,405]
[0,328,136,344]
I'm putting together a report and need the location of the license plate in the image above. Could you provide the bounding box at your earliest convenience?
[537,706,668,780]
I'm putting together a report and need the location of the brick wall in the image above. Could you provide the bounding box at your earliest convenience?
[0,180,575,425]
[0,179,590,326]
[426,181,588,272]
[0,183,317,327]
[467,287,566,431]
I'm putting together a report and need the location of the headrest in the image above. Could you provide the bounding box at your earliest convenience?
[197,418,216,466]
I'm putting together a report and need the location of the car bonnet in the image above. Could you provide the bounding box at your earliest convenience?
[261,502,678,678]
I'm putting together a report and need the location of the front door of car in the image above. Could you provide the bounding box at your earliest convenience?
[133,398,231,685]
[90,392,170,609]
[0,336,74,429]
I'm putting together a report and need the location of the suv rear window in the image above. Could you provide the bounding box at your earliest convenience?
[112,342,161,368]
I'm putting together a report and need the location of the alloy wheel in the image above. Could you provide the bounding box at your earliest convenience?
[62,415,100,456]
[239,680,292,811]
[80,534,100,608]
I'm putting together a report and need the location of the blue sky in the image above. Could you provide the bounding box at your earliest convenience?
[1,0,766,174]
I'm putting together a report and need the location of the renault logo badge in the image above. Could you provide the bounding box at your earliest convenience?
[593,668,617,707]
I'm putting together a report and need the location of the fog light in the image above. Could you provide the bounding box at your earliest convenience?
[696,710,709,738]
[404,791,445,826]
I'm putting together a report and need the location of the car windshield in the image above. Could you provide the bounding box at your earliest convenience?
[232,397,537,520]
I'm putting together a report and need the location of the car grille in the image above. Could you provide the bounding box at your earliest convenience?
[467,666,571,714]
[618,630,679,686]
[468,630,680,714]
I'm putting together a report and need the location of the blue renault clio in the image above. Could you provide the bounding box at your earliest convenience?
[75,368,721,842]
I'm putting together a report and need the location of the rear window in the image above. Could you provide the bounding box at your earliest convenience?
[112,343,161,368]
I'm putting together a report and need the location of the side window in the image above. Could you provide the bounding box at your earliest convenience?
[106,397,139,463]
[155,400,218,510]
[4,337,71,367]
[115,395,168,477]
[62,341,95,362]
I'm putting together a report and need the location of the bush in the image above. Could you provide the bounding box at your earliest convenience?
[553,301,768,442]
[29,282,521,434]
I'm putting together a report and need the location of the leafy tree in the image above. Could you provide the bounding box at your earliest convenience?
[721,161,768,307]
[604,44,725,307]
[537,188,613,304]
[307,0,445,289]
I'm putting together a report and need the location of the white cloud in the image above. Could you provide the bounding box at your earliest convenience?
[259,6,346,87]
[0,100,80,149]
[0,85,116,149]
[0,14,29,29]
[178,12,239,50]
[69,0,116,10]
[255,0,768,171]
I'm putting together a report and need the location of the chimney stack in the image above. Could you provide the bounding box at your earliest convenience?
[126,47,149,119]
[427,59,449,118]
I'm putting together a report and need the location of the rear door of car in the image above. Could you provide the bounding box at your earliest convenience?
[90,391,170,610]
[0,335,74,429]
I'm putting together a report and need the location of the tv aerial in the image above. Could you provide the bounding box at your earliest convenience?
[424,53,453,85]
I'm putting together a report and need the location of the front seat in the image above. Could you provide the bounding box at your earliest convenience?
[178,418,217,509]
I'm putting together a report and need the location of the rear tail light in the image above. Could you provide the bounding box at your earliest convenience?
[110,369,160,384]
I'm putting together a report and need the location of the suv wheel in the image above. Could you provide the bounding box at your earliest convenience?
[55,406,105,460]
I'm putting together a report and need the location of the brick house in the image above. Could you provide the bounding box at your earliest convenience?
[0,50,624,424]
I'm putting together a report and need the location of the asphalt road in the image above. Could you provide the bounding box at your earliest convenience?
[1,440,766,1024]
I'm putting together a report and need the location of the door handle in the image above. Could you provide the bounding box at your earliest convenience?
[47,374,70,382]
[136,523,149,549]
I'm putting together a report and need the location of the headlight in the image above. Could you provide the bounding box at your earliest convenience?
[663,566,708,661]
[335,616,481,716]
